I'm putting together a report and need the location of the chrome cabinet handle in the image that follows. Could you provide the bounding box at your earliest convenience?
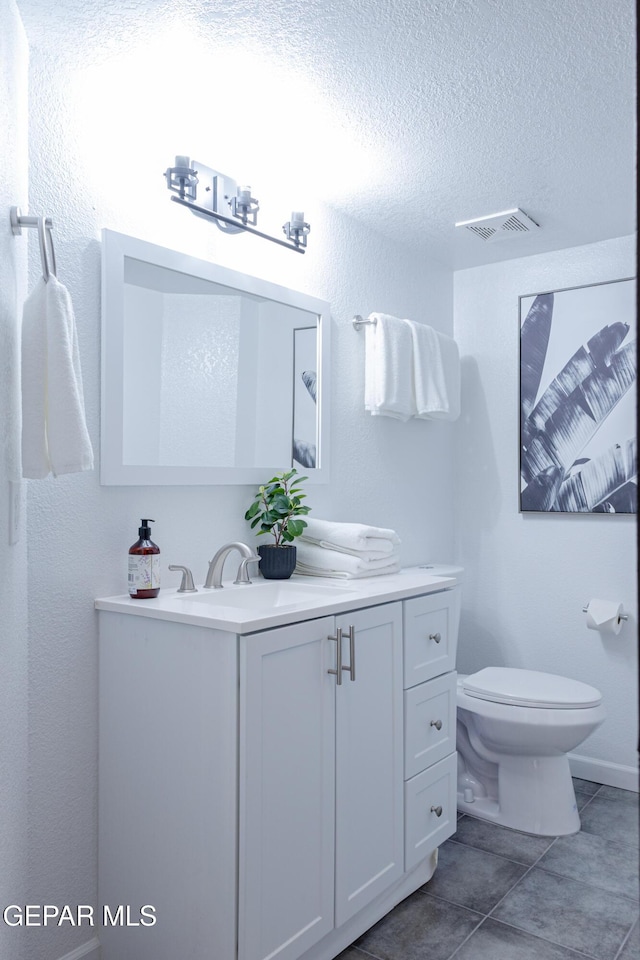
[430,719,443,731]
[344,625,356,682]
[430,805,443,817]
[429,632,442,644]
[328,629,343,685]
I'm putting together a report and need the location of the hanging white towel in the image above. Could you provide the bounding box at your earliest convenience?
[21,276,94,479]
[300,517,401,559]
[364,313,414,420]
[408,321,460,421]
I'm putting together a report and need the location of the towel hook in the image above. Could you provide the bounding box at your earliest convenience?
[10,206,57,282]
[37,217,51,282]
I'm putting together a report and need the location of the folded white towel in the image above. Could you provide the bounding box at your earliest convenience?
[295,557,401,580]
[408,321,460,421]
[300,517,401,559]
[21,276,94,479]
[364,313,414,420]
[295,540,399,577]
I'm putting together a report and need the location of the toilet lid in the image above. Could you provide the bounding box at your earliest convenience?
[461,667,602,709]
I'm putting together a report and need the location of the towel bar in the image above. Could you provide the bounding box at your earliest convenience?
[352,314,377,329]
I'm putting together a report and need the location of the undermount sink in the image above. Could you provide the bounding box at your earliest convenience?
[170,579,358,611]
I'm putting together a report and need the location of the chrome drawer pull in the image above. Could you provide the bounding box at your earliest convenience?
[430,719,443,731]
[429,632,442,644]
[430,805,443,817]
[344,624,356,682]
[328,629,343,685]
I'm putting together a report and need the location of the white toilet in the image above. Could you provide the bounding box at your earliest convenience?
[456,666,606,835]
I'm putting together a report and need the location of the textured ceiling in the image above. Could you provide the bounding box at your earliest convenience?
[17,0,637,267]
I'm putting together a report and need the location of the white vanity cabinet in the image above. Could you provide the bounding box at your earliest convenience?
[239,604,404,960]
[97,575,459,960]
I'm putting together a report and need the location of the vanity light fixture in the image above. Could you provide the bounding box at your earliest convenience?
[164,156,310,254]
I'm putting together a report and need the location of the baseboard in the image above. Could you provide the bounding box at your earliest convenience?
[569,752,639,792]
[56,937,101,960]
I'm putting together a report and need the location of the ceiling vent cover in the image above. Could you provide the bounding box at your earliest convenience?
[456,208,540,243]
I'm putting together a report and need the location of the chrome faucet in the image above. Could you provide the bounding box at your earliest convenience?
[204,541,260,589]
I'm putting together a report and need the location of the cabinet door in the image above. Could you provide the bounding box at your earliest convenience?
[239,617,336,960]
[334,603,404,926]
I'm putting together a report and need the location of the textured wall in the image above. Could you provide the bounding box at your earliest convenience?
[21,16,454,960]
[0,3,28,959]
[453,235,637,781]
[15,0,637,268]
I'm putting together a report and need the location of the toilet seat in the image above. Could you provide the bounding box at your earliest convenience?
[461,667,602,709]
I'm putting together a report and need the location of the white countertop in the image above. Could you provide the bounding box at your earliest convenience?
[95,566,458,634]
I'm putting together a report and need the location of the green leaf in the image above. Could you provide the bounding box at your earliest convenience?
[287,519,305,537]
[245,501,260,520]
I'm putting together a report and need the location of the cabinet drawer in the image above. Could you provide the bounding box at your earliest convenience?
[403,589,458,689]
[404,752,457,872]
[404,672,457,780]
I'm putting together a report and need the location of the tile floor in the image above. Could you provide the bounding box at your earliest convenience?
[338,779,639,960]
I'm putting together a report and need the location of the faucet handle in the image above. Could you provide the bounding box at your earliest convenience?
[168,565,198,593]
[234,555,261,585]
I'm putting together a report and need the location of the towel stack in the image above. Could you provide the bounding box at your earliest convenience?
[364,312,460,421]
[295,518,401,579]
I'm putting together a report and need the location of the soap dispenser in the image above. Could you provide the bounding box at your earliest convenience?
[128,519,160,599]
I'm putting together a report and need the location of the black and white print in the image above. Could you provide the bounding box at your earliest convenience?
[520,278,636,513]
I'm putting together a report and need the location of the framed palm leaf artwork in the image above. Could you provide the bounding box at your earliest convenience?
[520,277,636,513]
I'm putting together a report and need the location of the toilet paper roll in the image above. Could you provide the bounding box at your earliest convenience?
[585,599,624,635]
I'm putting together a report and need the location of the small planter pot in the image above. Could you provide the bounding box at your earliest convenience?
[257,544,297,580]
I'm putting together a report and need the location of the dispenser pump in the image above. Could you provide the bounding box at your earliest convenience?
[138,519,155,540]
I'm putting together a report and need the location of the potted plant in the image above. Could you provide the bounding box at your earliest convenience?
[244,468,310,579]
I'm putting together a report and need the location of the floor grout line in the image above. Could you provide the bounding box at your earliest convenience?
[444,915,489,960]
[612,918,638,960]
[530,861,640,904]
[482,915,611,960]
[446,834,557,869]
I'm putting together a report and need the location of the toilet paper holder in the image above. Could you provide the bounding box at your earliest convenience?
[582,603,628,620]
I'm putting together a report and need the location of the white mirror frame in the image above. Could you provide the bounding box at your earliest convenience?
[100,229,331,485]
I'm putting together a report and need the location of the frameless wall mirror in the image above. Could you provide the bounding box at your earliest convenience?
[100,230,330,484]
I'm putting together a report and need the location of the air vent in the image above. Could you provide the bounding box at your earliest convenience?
[455,208,540,243]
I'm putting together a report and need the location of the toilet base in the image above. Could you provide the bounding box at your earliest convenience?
[457,754,581,836]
